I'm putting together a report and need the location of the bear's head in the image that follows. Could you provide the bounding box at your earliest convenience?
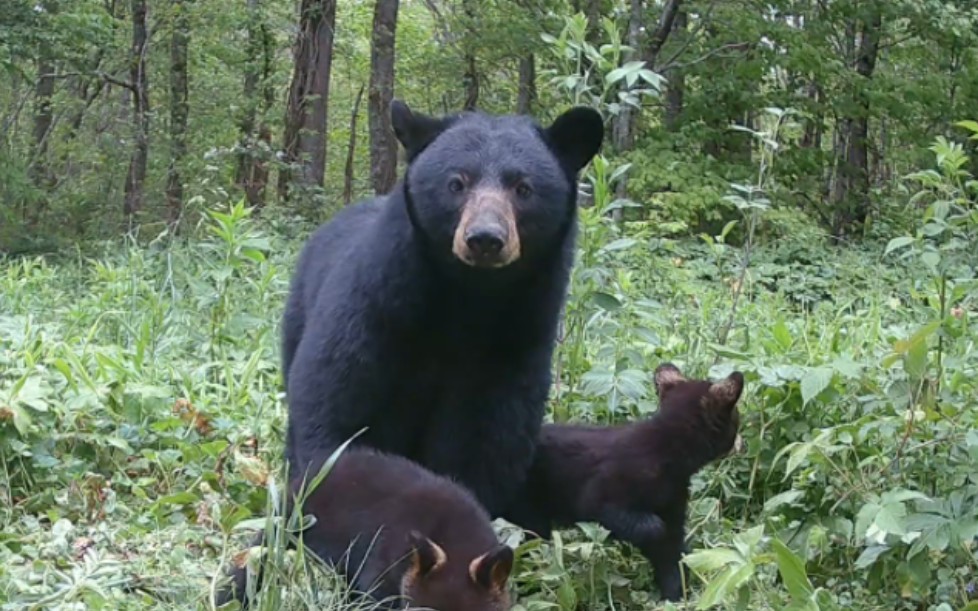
[399,531,514,611]
[391,101,603,272]
[652,363,746,463]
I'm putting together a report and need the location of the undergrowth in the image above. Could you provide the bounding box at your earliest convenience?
[2,123,978,611]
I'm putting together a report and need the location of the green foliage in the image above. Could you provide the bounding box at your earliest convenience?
[3,1,978,610]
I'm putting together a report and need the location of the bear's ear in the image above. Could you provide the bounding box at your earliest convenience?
[391,100,455,162]
[469,544,514,592]
[653,363,686,396]
[709,371,745,409]
[544,106,604,172]
[405,531,447,580]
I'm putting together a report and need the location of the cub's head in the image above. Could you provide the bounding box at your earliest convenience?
[399,532,514,611]
[653,363,746,463]
[391,101,603,271]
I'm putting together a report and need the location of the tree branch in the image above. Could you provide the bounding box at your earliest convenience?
[659,42,751,73]
[39,70,138,93]
[654,0,719,71]
[644,0,682,64]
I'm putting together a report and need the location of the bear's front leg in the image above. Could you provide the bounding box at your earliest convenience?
[643,524,689,602]
[421,364,549,516]
[285,314,384,472]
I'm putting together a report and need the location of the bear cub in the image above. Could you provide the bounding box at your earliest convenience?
[505,363,745,601]
[216,448,514,610]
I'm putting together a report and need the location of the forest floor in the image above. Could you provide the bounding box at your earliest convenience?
[0,207,974,611]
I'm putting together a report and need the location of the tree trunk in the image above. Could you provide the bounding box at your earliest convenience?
[585,0,601,44]
[27,0,59,227]
[800,80,823,149]
[611,0,644,153]
[166,0,190,230]
[279,0,338,202]
[610,0,681,220]
[516,54,536,115]
[124,0,150,219]
[343,84,366,205]
[236,0,275,209]
[663,9,686,132]
[830,5,882,238]
[461,0,479,111]
[368,0,399,195]
[28,55,56,225]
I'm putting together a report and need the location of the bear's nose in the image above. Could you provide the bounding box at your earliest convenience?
[465,229,505,258]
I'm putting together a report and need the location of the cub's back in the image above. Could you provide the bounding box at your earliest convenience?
[293,449,498,586]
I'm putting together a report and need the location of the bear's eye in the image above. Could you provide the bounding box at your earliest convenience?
[515,183,533,199]
[448,177,465,193]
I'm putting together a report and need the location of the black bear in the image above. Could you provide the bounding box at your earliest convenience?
[280,101,604,516]
[504,363,745,601]
[215,448,515,610]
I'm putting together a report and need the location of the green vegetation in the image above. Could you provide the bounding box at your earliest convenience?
[2,0,978,609]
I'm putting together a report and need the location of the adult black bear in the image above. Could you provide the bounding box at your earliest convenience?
[504,364,745,601]
[281,101,604,516]
[215,448,514,610]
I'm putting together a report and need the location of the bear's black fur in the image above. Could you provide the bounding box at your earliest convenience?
[504,363,745,601]
[215,448,515,610]
[281,101,604,516]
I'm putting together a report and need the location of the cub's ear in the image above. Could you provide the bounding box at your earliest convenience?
[405,531,447,580]
[544,106,604,172]
[709,371,745,408]
[469,545,514,592]
[653,363,686,397]
[391,100,455,162]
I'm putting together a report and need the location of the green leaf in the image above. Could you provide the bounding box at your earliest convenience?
[800,367,833,405]
[774,441,812,479]
[683,548,742,573]
[920,250,940,270]
[598,238,637,253]
[764,490,804,513]
[772,320,793,351]
[874,503,907,535]
[591,292,622,311]
[7,403,33,436]
[883,236,914,255]
[770,538,813,600]
[854,544,888,569]
[954,119,978,134]
[694,565,739,609]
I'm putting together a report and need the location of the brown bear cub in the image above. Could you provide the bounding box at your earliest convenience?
[216,448,514,610]
[504,363,745,602]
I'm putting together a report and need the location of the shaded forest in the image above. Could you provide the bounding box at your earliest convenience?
[2,1,978,610]
[3,0,977,246]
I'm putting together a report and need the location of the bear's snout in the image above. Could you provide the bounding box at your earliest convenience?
[452,188,521,268]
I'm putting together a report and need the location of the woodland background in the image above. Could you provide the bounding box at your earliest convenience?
[1,1,978,610]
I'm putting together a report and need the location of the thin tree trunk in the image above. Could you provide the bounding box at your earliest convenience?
[830,4,882,238]
[343,84,366,205]
[124,0,150,219]
[610,0,681,220]
[368,0,399,195]
[585,0,601,43]
[517,54,536,115]
[800,80,823,149]
[29,0,58,205]
[279,0,338,202]
[663,9,686,132]
[611,0,643,152]
[461,0,479,111]
[166,0,190,230]
[236,0,276,209]
[28,55,56,226]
